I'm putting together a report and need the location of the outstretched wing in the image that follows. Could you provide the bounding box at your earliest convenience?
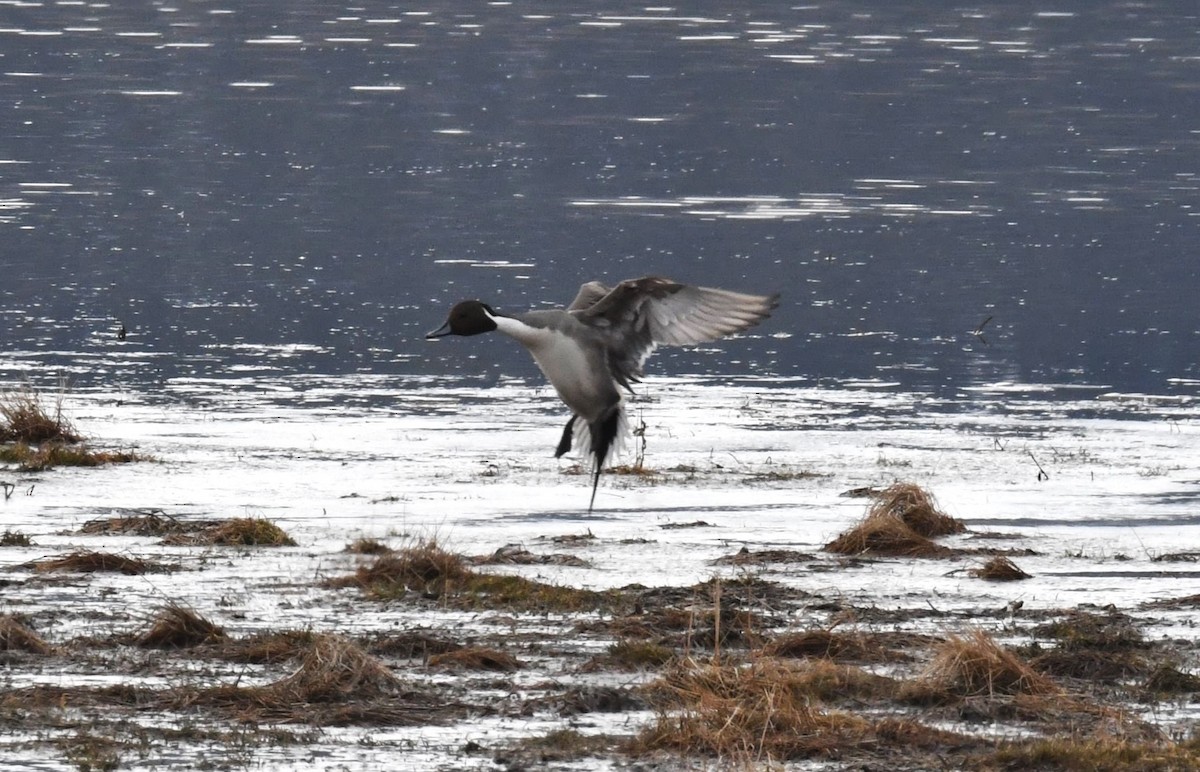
[575,276,779,388]
[567,281,612,311]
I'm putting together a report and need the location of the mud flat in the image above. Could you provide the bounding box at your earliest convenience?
[2,376,1200,770]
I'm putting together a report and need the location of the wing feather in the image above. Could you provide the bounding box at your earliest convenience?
[575,276,779,388]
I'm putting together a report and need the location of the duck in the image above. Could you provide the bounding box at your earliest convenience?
[426,276,780,511]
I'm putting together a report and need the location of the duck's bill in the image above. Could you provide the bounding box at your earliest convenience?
[425,323,451,339]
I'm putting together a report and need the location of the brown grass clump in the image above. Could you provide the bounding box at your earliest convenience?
[983,735,1200,771]
[762,629,894,663]
[164,517,296,547]
[1035,610,1144,652]
[871,482,966,537]
[0,529,34,547]
[711,547,813,566]
[823,483,965,558]
[824,511,953,558]
[1143,663,1200,695]
[255,634,402,703]
[79,510,182,536]
[0,442,144,471]
[585,639,676,672]
[633,657,958,763]
[634,657,872,760]
[197,633,458,726]
[0,387,81,444]
[335,540,609,612]
[208,630,317,664]
[968,556,1032,581]
[136,605,226,649]
[345,538,393,555]
[340,539,470,597]
[474,544,590,567]
[21,550,171,575]
[0,615,53,654]
[428,646,522,672]
[903,630,1059,703]
[1029,610,1148,682]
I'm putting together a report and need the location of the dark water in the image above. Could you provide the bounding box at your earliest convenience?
[2,2,1198,397]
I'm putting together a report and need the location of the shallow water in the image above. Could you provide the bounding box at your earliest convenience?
[2,1,1198,395]
[2,377,1200,767]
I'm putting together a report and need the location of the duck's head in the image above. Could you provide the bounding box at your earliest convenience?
[426,300,498,339]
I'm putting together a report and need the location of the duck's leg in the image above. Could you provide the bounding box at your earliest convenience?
[555,415,576,458]
[587,405,622,513]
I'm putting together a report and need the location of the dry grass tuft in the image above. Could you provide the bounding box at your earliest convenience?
[762,629,896,663]
[0,529,34,547]
[0,387,81,444]
[0,442,144,471]
[1029,610,1149,681]
[340,539,471,597]
[254,634,402,703]
[634,657,871,760]
[79,510,182,536]
[136,604,226,649]
[824,511,953,558]
[902,629,1059,703]
[870,482,966,537]
[428,646,522,672]
[712,547,814,566]
[823,483,965,558]
[474,544,590,567]
[345,538,393,555]
[164,517,296,547]
[969,555,1032,581]
[0,615,53,654]
[196,633,460,726]
[1142,664,1200,695]
[208,630,317,664]
[586,639,676,672]
[21,550,172,575]
[633,656,954,762]
[335,539,609,612]
[984,735,1200,771]
[1035,610,1144,652]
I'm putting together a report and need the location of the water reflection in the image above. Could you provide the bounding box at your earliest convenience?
[1,2,1197,397]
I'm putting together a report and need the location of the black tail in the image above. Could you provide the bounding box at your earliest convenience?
[587,406,622,513]
[555,415,576,458]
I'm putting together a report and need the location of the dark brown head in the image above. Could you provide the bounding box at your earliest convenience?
[426,300,499,339]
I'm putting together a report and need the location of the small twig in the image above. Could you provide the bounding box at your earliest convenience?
[1028,451,1049,481]
[1,482,13,501]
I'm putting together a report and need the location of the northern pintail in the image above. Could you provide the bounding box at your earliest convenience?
[427,276,780,511]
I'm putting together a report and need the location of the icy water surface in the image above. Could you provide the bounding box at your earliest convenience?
[2,375,1200,768]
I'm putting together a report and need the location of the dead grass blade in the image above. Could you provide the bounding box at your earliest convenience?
[0,615,54,654]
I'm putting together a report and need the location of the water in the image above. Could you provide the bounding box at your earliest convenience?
[3,8,1200,766]
[1,2,1197,396]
